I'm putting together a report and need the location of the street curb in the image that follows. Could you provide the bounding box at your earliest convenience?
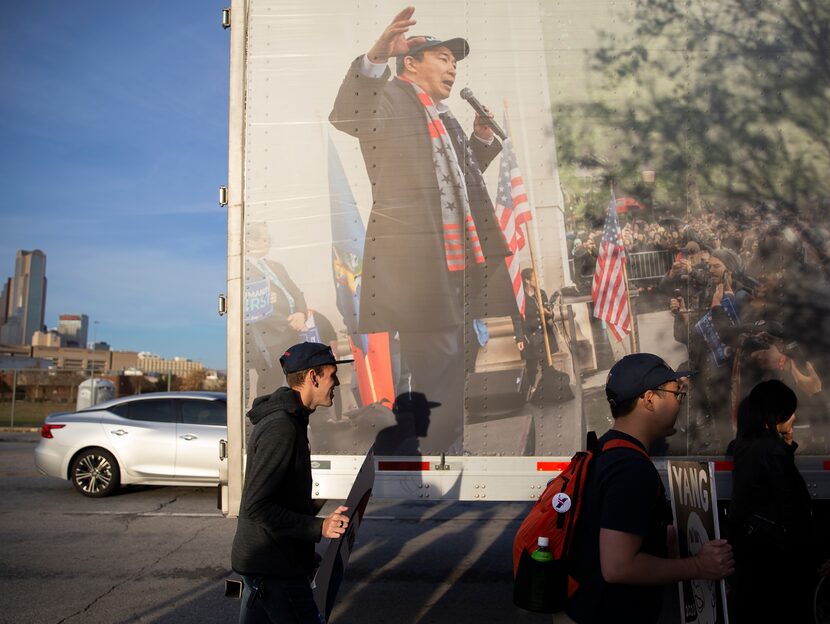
[0,427,40,433]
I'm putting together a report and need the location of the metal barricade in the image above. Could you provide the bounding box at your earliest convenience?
[567,250,672,285]
[626,250,673,283]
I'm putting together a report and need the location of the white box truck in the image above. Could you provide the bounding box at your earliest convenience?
[219,0,830,517]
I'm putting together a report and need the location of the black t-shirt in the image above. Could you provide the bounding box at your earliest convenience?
[566,430,673,624]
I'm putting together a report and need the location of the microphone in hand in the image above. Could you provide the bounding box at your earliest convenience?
[459,88,508,140]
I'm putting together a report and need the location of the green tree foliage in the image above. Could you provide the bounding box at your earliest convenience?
[556,0,830,214]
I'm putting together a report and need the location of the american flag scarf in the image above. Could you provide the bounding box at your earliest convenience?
[399,76,485,272]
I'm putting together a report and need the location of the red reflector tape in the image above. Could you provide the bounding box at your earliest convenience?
[824,461,830,471]
[536,461,569,472]
[714,461,734,471]
[377,461,430,471]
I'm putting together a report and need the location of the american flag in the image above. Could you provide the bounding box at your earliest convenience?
[592,194,631,341]
[493,136,533,317]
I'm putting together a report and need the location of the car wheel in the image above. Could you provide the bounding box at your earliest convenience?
[70,448,121,497]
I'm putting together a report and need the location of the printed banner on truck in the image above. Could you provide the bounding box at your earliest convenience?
[237,0,830,460]
[241,0,580,459]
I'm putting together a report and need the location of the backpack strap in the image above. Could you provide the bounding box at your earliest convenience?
[600,438,650,460]
[586,430,599,453]
[587,431,649,459]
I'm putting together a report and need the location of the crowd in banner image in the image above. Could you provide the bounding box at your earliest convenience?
[573,199,830,454]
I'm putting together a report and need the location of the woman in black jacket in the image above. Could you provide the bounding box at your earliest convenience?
[727,380,825,622]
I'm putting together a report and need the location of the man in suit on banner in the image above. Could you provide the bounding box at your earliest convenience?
[329,6,517,453]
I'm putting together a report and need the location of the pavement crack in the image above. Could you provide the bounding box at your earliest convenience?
[154,495,180,512]
[54,524,209,623]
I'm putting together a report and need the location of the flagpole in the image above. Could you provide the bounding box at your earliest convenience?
[611,182,638,354]
[504,101,554,366]
[621,260,638,353]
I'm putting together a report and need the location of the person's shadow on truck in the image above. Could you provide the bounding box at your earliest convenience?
[374,392,441,457]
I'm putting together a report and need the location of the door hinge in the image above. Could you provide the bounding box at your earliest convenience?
[219,185,228,207]
[218,294,227,316]
[221,8,231,29]
[219,439,228,460]
[434,453,451,470]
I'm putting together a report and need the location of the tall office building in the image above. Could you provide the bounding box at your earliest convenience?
[0,250,47,345]
[58,314,89,348]
[0,277,10,326]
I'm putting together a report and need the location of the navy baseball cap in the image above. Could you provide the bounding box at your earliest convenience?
[279,342,353,374]
[397,36,469,64]
[605,353,692,406]
[401,36,469,60]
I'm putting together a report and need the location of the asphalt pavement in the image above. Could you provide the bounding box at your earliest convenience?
[0,432,554,624]
[0,432,237,623]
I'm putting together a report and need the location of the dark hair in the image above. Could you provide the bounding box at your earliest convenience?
[521,268,534,282]
[396,51,424,75]
[737,380,797,440]
[285,365,326,389]
[610,395,639,419]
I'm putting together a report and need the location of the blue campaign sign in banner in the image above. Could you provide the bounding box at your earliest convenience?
[245,278,273,324]
[299,311,322,344]
[695,296,740,367]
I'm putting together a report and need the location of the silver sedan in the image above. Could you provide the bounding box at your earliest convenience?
[34,391,227,497]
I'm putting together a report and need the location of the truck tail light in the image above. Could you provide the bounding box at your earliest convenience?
[41,424,66,439]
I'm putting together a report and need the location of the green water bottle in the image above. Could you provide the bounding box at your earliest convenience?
[528,536,554,611]
[531,536,553,562]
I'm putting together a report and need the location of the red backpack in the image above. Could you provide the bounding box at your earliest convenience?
[512,432,650,613]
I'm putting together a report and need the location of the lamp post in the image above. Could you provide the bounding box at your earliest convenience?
[10,369,17,428]
[88,320,100,406]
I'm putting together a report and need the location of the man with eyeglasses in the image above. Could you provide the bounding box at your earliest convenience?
[566,353,734,624]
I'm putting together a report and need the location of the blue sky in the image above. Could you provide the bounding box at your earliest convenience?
[1,2,229,369]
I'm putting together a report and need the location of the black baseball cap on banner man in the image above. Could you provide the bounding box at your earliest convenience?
[605,353,692,406]
[279,342,354,374]
[396,36,470,74]
[400,36,470,61]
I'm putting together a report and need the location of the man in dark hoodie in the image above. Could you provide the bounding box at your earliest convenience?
[232,342,354,623]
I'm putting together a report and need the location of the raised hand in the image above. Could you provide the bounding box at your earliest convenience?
[788,359,822,396]
[367,7,426,64]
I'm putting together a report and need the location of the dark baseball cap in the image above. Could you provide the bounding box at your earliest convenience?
[605,353,692,406]
[399,36,470,61]
[279,342,354,374]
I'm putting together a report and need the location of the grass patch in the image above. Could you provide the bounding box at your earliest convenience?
[0,401,74,428]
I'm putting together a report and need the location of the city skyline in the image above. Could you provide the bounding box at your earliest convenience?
[1,2,229,369]
[1,246,213,367]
